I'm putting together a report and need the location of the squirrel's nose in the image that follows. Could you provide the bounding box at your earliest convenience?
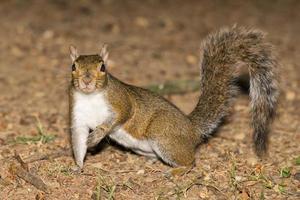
[82,77,92,84]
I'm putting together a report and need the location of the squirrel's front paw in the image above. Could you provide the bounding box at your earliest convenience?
[87,125,108,148]
[70,165,83,174]
[96,124,110,132]
[87,131,101,148]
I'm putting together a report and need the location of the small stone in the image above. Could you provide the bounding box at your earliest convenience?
[199,187,209,198]
[136,169,145,175]
[203,175,211,181]
[246,156,257,166]
[286,91,296,101]
[79,6,92,16]
[135,17,149,28]
[202,164,211,170]
[241,189,250,200]
[0,176,10,186]
[43,30,54,39]
[294,172,300,181]
[185,55,197,65]
[10,46,23,57]
[20,115,36,125]
[102,23,120,34]
[158,18,174,30]
[47,181,60,188]
[7,123,13,130]
[35,92,45,98]
[235,175,246,182]
[74,193,80,199]
[234,132,245,140]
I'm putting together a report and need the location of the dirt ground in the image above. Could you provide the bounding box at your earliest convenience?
[0,0,299,199]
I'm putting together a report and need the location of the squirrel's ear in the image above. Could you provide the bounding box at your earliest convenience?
[69,45,79,62]
[100,44,109,65]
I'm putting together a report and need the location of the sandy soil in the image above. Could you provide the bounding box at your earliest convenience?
[0,0,299,199]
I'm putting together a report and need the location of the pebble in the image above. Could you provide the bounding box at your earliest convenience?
[136,169,145,175]
[235,175,246,182]
[43,30,54,39]
[294,172,300,181]
[47,181,61,188]
[135,17,149,28]
[234,132,245,140]
[286,91,296,101]
[102,23,120,34]
[10,46,23,57]
[185,55,197,65]
[246,156,257,166]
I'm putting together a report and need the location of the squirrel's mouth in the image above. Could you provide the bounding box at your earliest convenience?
[78,81,96,93]
[80,87,95,93]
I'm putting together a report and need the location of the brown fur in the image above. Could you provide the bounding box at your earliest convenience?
[70,26,279,167]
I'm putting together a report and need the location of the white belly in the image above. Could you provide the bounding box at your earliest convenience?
[109,129,155,157]
[72,91,113,130]
[72,91,155,157]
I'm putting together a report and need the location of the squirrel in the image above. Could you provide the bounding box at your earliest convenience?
[69,26,279,170]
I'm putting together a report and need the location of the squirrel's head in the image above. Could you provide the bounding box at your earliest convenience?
[69,44,109,94]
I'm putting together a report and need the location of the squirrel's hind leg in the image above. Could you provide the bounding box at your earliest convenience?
[150,140,195,176]
[151,140,195,167]
[146,113,196,167]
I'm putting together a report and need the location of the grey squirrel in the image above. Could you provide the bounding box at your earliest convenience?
[69,26,279,170]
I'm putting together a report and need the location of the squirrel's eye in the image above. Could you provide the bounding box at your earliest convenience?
[100,64,106,72]
[72,64,76,71]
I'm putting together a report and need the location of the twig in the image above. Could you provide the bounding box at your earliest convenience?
[10,163,50,194]
[0,131,15,135]
[274,129,296,134]
[218,136,238,142]
[145,165,163,173]
[115,170,138,174]
[9,149,72,194]
[184,181,228,198]
[14,151,29,171]
[0,175,11,186]
[90,165,138,174]
[23,148,72,163]
[10,152,50,193]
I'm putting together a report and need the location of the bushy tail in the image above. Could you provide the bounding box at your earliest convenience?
[189,26,279,156]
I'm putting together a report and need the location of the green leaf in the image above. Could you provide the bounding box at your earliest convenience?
[280,167,291,178]
[295,156,300,165]
[11,117,56,145]
[278,185,285,194]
